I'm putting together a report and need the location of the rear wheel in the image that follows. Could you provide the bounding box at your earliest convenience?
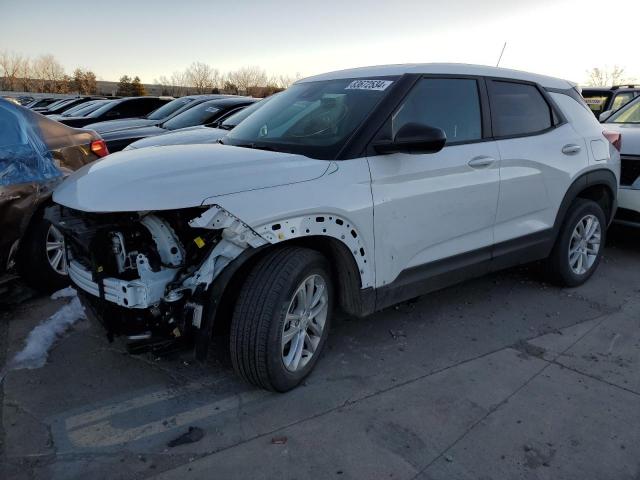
[18,217,69,293]
[546,198,606,287]
[230,247,333,392]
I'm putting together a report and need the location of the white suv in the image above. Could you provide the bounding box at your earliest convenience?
[49,64,621,391]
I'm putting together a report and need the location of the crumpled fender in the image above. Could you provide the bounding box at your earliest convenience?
[193,158,376,289]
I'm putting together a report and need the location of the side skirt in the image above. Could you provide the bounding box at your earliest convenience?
[372,229,554,312]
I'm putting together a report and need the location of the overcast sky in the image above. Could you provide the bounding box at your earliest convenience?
[0,0,636,85]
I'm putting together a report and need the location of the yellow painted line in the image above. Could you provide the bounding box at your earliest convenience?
[65,379,225,430]
[67,390,269,448]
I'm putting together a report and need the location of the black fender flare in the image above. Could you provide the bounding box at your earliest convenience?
[194,244,270,361]
[552,169,618,239]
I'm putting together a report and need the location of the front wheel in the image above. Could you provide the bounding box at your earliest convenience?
[230,247,333,392]
[546,198,606,287]
[18,217,70,293]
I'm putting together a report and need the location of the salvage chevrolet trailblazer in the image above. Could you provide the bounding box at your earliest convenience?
[48,64,621,391]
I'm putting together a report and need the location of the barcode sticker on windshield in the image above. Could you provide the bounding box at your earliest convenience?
[345,80,393,91]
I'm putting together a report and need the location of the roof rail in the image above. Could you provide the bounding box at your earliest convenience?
[611,84,639,90]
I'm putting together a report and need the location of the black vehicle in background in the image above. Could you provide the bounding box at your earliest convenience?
[35,96,108,116]
[582,85,640,119]
[58,97,173,128]
[25,97,58,109]
[100,97,257,152]
[85,95,225,134]
[47,100,113,121]
[124,97,270,150]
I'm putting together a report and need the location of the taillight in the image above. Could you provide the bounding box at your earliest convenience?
[90,139,109,157]
[603,130,622,152]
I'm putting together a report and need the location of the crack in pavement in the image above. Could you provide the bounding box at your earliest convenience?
[410,311,610,479]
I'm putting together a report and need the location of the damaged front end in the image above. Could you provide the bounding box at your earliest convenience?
[46,204,267,353]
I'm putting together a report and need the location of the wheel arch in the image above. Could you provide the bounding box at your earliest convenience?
[553,169,617,237]
[196,234,375,361]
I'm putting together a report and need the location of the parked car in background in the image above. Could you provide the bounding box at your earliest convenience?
[85,95,223,134]
[124,97,268,150]
[30,98,69,112]
[57,97,172,128]
[16,96,34,105]
[47,99,113,121]
[50,64,620,391]
[0,99,109,292]
[100,97,257,152]
[582,85,640,119]
[37,96,108,116]
[601,96,640,226]
[25,97,59,109]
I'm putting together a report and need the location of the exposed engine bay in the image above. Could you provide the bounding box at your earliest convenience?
[45,204,267,349]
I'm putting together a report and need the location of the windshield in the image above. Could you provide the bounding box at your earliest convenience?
[217,99,265,130]
[63,101,98,116]
[163,101,224,130]
[62,102,93,117]
[224,77,396,159]
[146,97,193,120]
[66,100,109,117]
[45,99,72,110]
[87,100,119,118]
[608,97,640,123]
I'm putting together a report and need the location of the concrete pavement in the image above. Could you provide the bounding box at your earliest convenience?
[1,226,638,479]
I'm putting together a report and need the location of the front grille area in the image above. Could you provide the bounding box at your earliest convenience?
[621,155,640,187]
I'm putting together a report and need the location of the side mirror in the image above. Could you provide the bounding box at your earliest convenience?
[599,110,613,122]
[374,123,447,154]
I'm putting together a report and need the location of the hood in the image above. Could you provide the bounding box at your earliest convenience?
[604,123,640,155]
[126,126,226,150]
[101,125,166,142]
[85,118,156,134]
[53,144,331,212]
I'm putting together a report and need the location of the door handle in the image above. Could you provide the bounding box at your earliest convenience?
[468,156,495,168]
[562,144,582,155]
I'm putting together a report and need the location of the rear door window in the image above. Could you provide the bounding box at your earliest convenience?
[488,80,554,137]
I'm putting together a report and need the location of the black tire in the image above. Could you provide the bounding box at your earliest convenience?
[230,247,333,392]
[17,216,69,293]
[546,198,606,287]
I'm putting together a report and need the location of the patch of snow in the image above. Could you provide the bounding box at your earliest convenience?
[10,288,86,370]
[51,286,77,300]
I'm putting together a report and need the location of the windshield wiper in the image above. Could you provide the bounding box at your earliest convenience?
[240,143,276,152]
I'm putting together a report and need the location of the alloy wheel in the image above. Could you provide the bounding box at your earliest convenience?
[281,274,329,372]
[46,224,67,275]
[568,214,601,275]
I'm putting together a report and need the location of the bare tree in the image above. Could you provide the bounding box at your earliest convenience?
[185,62,219,94]
[270,73,301,90]
[585,66,628,87]
[0,51,24,91]
[171,70,191,95]
[18,56,33,92]
[32,54,66,93]
[228,66,268,94]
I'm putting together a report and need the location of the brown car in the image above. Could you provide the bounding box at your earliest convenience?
[0,99,109,292]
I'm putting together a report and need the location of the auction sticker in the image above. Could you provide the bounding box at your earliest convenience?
[345,79,393,91]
